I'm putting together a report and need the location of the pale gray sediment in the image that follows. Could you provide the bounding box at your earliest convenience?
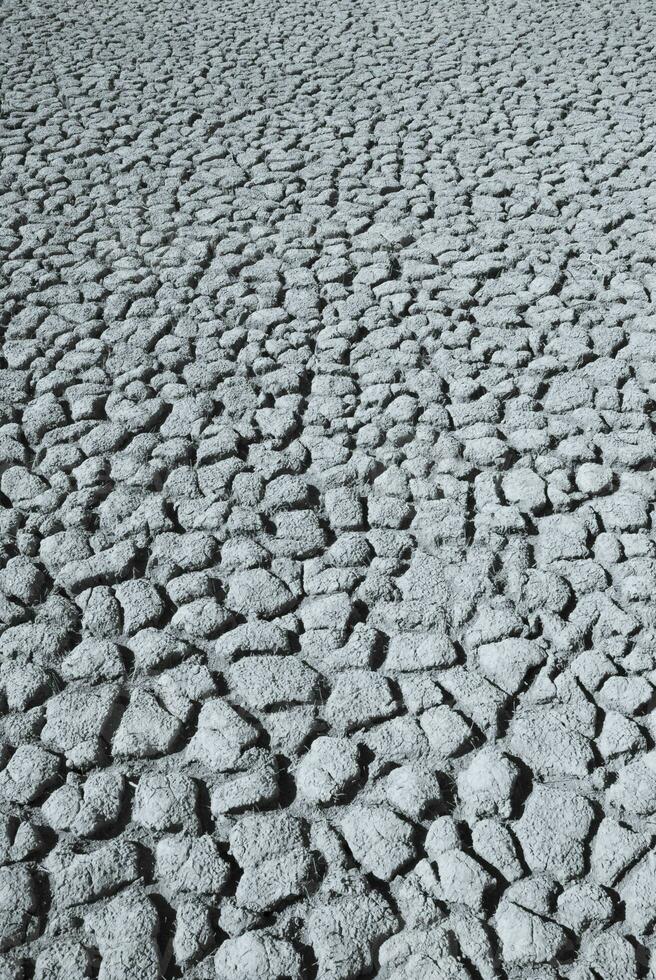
[1,0,656,976]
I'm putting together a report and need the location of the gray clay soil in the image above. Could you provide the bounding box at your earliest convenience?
[1,0,656,977]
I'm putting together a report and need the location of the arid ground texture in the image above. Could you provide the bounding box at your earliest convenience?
[1,0,656,977]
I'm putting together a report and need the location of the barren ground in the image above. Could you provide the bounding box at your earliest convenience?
[1,0,656,977]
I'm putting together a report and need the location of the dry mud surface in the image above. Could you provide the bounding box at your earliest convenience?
[1,0,656,977]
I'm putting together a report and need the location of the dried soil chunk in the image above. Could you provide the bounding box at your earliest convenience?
[133,772,198,831]
[73,769,125,837]
[0,865,38,952]
[57,541,137,595]
[597,675,653,716]
[296,736,361,804]
[385,631,458,671]
[594,492,649,532]
[214,934,302,980]
[438,667,508,732]
[590,817,651,886]
[377,926,470,980]
[47,839,141,908]
[228,654,319,708]
[420,705,472,758]
[114,579,164,634]
[471,819,524,883]
[185,699,259,770]
[0,556,45,604]
[173,896,214,967]
[325,670,397,732]
[210,751,280,814]
[494,897,569,966]
[384,763,443,820]
[618,852,656,933]
[84,886,160,980]
[230,813,314,912]
[0,744,60,803]
[171,597,232,639]
[556,881,614,932]
[597,710,646,761]
[509,708,595,778]
[477,638,545,695]
[457,748,520,820]
[308,889,398,980]
[606,750,656,814]
[60,638,125,683]
[437,849,496,911]
[127,628,187,674]
[362,716,431,774]
[340,805,416,881]
[227,568,295,618]
[425,816,462,860]
[155,834,230,895]
[582,931,639,980]
[214,620,291,660]
[112,690,182,759]
[1,663,52,711]
[41,683,119,769]
[514,787,594,882]
[34,941,93,980]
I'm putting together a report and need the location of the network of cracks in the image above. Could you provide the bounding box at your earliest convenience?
[1,0,656,977]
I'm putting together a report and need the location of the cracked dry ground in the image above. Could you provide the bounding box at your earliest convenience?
[2,1,656,979]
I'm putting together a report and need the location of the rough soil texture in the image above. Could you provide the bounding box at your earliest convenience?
[1,0,656,977]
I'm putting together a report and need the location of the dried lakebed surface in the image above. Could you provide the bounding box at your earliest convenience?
[1,0,656,977]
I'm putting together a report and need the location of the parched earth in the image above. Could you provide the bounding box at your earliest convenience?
[1,0,656,976]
